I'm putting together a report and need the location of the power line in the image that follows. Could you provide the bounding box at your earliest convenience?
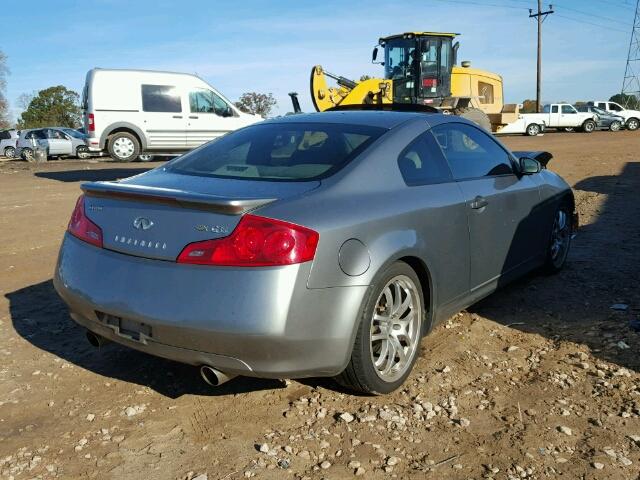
[554,13,630,33]
[430,0,528,10]
[552,2,632,26]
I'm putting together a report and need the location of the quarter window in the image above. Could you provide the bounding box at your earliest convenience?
[397,131,452,186]
[189,89,233,117]
[431,123,513,179]
[0,130,10,140]
[141,85,182,113]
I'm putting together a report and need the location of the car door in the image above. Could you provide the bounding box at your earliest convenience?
[140,84,186,149]
[559,105,578,127]
[49,129,73,155]
[431,122,542,294]
[185,87,245,148]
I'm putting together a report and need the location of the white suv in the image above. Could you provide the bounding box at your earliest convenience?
[81,68,262,162]
[592,101,640,131]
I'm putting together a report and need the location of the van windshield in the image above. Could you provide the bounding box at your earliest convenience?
[166,122,386,181]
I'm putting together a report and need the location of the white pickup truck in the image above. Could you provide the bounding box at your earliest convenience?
[519,104,597,136]
[591,100,640,131]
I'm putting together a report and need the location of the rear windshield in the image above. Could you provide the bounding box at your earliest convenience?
[166,122,386,181]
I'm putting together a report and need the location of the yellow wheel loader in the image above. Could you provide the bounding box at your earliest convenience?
[310,32,512,132]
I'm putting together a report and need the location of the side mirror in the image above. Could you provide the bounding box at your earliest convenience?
[519,157,541,175]
[372,47,378,62]
[224,106,234,117]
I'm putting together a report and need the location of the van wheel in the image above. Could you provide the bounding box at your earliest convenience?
[581,119,596,133]
[335,262,424,394]
[626,118,639,131]
[108,132,140,162]
[76,145,90,159]
[526,124,541,136]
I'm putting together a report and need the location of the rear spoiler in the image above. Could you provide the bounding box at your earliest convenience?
[512,151,553,168]
[81,181,275,215]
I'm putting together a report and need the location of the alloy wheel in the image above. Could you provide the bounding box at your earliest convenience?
[550,209,570,264]
[369,275,422,383]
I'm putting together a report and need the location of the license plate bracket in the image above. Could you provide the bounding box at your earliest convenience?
[97,312,152,344]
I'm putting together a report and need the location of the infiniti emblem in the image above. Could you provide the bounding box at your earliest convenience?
[133,217,154,230]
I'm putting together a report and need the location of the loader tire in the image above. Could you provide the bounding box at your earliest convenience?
[455,107,492,132]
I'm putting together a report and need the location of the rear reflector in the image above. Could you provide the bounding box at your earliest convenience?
[88,113,95,132]
[67,194,103,248]
[177,214,319,266]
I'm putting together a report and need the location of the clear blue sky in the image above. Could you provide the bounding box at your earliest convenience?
[2,0,636,119]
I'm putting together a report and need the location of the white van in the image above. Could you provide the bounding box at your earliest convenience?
[81,68,262,161]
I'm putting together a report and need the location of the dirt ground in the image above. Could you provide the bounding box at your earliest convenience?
[0,131,639,480]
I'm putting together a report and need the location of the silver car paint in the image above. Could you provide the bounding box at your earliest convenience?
[54,111,573,379]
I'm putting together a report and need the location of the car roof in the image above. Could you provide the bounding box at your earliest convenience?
[265,110,441,129]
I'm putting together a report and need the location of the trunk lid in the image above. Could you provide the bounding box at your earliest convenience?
[82,169,319,261]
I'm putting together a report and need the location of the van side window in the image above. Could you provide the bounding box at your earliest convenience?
[189,89,233,117]
[141,85,182,113]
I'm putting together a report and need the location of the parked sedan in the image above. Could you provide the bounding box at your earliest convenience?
[54,110,576,394]
[17,127,90,161]
[576,105,625,131]
[0,129,19,158]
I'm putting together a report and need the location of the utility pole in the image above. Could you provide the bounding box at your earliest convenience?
[621,0,640,107]
[529,1,554,112]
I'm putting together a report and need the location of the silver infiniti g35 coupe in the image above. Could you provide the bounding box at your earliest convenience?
[54,109,576,394]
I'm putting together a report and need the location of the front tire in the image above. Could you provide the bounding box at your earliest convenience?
[544,202,572,273]
[526,123,541,136]
[4,146,15,158]
[76,145,90,159]
[108,132,140,162]
[581,119,596,133]
[336,262,424,394]
[609,120,622,132]
[626,118,639,131]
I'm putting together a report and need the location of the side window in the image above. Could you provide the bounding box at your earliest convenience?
[597,102,607,109]
[551,105,559,113]
[189,89,233,117]
[478,82,494,104]
[431,122,513,180]
[397,131,452,186]
[561,105,576,114]
[609,103,623,112]
[0,130,10,140]
[141,85,182,113]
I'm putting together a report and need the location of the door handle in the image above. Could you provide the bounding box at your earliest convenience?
[470,196,488,210]
[172,115,183,119]
[189,115,199,119]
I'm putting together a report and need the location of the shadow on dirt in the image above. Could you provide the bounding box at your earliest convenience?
[35,168,153,183]
[472,161,640,372]
[5,280,285,398]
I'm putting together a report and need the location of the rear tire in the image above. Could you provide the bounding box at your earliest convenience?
[456,107,492,132]
[609,120,622,132]
[22,148,34,162]
[108,132,140,162]
[335,262,424,394]
[137,154,154,162]
[626,118,639,131]
[4,146,15,158]
[526,123,541,136]
[581,119,596,133]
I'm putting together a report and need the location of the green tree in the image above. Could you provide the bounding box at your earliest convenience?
[609,93,640,109]
[0,50,10,129]
[17,86,81,129]
[234,92,277,118]
[520,99,537,113]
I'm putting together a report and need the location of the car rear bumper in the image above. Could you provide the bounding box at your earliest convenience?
[54,234,368,378]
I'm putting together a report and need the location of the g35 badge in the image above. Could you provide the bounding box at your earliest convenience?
[195,224,229,234]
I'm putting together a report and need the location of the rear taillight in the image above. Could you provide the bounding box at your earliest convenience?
[67,195,103,248]
[422,78,438,88]
[177,214,319,267]
[87,113,95,133]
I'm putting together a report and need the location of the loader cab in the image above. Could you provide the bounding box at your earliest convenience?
[376,32,459,105]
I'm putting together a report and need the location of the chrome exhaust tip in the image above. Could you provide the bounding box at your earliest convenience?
[200,365,236,386]
[86,330,110,348]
